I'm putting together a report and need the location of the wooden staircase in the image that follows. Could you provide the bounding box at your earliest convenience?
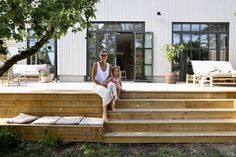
[103,91,236,143]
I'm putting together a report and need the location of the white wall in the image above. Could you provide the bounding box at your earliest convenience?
[58,0,236,82]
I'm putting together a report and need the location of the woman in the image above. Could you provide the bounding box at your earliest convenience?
[92,50,117,122]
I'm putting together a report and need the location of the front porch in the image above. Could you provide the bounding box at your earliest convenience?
[1,82,236,143]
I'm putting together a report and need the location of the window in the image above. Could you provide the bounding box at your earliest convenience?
[172,22,229,80]
[27,29,56,66]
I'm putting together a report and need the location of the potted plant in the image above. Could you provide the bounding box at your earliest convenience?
[40,69,50,83]
[162,43,185,84]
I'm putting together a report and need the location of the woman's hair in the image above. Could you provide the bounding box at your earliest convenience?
[99,49,108,54]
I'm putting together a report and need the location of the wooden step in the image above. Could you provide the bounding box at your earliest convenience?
[105,119,236,132]
[120,91,236,99]
[116,99,235,109]
[103,131,236,143]
[0,93,102,117]
[108,108,236,119]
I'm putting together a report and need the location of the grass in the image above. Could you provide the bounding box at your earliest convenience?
[1,142,233,157]
[0,128,233,157]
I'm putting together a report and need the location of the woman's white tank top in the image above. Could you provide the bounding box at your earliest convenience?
[95,62,110,84]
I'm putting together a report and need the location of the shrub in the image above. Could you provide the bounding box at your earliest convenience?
[0,127,19,155]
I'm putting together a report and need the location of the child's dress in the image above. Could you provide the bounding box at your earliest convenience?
[112,77,122,90]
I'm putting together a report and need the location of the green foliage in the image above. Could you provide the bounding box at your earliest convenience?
[0,41,8,55]
[0,127,19,156]
[0,0,99,75]
[83,143,120,157]
[39,129,61,148]
[162,43,185,62]
[0,0,99,41]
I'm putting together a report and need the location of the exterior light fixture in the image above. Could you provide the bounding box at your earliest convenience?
[157,12,161,16]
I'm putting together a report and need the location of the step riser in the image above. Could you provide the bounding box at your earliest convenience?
[105,123,236,132]
[121,92,232,99]
[103,136,236,143]
[116,101,235,109]
[108,111,236,119]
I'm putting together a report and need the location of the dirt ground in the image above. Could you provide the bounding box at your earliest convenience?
[116,143,236,156]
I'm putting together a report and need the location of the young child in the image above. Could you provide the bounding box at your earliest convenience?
[111,66,122,100]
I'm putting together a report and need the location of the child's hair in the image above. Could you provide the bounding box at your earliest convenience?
[112,66,121,77]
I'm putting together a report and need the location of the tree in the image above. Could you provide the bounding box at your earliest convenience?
[0,0,99,76]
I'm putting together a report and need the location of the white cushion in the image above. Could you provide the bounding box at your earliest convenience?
[32,116,61,125]
[191,61,235,76]
[56,116,83,125]
[12,64,47,75]
[79,117,104,125]
[8,113,39,124]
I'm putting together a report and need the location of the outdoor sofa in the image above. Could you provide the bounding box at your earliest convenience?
[186,60,236,87]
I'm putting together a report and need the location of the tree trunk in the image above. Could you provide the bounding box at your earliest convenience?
[0,35,50,77]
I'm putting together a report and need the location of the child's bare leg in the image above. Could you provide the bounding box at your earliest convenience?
[117,89,121,100]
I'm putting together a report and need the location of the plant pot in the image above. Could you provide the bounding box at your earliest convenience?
[165,72,177,84]
[40,76,50,83]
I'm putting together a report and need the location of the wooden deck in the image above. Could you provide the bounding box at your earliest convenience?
[1,82,236,143]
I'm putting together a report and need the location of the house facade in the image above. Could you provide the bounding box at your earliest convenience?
[28,0,236,82]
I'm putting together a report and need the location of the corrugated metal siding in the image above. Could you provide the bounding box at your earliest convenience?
[58,0,236,78]
[57,28,86,75]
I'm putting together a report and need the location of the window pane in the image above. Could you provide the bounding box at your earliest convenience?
[191,50,200,60]
[209,50,217,60]
[88,23,98,31]
[220,34,227,49]
[209,34,216,49]
[192,34,200,48]
[218,24,227,31]
[220,50,227,61]
[173,34,180,44]
[192,24,200,31]
[134,23,145,32]
[88,49,96,79]
[201,49,209,60]
[88,33,96,48]
[209,24,217,31]
[200,24,208,31]
[135,34,144,48]
[145,34,152,48]
[182,24,190,31]
[145,65,152,76]
[173,24,181,31]
[182,34,191,46]
[200,34,208,49]
[145,49,152,64]
[97,23,105,30]
[125,24,134,31]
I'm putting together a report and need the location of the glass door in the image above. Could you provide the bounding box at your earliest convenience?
[96,32,117,65]
[134,32,153,81]
[134,33,144,81]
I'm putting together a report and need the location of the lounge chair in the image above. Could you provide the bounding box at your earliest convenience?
[186,60,236,87]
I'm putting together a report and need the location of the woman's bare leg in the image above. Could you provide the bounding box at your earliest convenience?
[102,105,108,122]
[111,98,116,111]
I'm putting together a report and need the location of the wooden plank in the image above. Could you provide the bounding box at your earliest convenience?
[103,132,236,143]
[0,124,103,142]
[104,119,236,132]
[0,93,101,101]
[0,100,101,107]
[116,99,234,109]
[120,92,228,99]
[108,109,236,119]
